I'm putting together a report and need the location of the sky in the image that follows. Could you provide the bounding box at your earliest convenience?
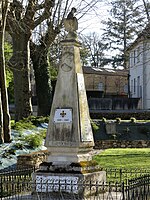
[76,1,111,35]
[74,1,115,64]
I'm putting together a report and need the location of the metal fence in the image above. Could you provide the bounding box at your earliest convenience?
[0,168,150,200]
[105,168,150,182]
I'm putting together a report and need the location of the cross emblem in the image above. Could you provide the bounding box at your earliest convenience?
[60,110,66,118]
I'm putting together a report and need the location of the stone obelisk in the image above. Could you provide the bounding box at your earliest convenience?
[45,11,94,165]
[32,8,106,198]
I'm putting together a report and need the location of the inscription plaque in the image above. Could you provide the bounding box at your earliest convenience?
[54,109,72,123]
[36,175,79,193]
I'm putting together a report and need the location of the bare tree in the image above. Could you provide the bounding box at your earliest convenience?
[30,0,100,116]
[6,0,55,121]
[79,32,108,68]
[142,0,150,22]
[6,0,100,119]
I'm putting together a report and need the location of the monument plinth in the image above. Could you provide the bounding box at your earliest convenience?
[32,8,106,198]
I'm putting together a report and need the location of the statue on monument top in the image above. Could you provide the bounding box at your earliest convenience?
[64,7,78,39]
[67,7,77,20]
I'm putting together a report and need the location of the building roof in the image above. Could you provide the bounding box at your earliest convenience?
[83,66,128,77]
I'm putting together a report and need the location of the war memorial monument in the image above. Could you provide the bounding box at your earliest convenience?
[32,8,106,198]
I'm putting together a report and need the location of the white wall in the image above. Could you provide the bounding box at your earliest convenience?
[144,41,150,109]
[129,40,150,109]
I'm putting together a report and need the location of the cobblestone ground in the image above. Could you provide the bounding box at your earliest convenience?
[3,192,123,200]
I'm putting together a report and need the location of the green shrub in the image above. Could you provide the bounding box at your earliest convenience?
[12,121,36,131]
[39,129,47,139]
[24,133,43,148]
[91,121,99,133]
[11,116,49,131]
[11,120,15,128]
[13,142,24,150]
[27,115,49,126]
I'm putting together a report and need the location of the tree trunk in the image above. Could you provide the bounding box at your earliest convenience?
[11,35,32,121]
[0,0,11,143]
[0,92,4,143]
[31,45,52,116]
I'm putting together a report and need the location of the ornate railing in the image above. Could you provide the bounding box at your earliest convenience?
[0,167,150,200]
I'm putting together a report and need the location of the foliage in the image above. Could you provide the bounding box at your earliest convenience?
[5,42,13,85]
[91,120,99,133]
[80,47,90,66]
[6,0,56,120]
[11,116,49,131]
[6,68,13,88]
[102,0,146,68]
[4,42,14,103]
[24,129,46,148]
[12,121,36,131]
[11,117,47,147]
[24,133,43,148]
[80,32,108,68]
[4,42,12,62]
[6,68,14,103]
[49,65,58,81]
[13,142,24,150]
[39,129,47,139]
[11,120,36,131]
[93,148,150,169]
[26,116,49,126]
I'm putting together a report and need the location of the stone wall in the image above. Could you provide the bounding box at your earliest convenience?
[95,140,150,149]
[90,111,150,120]
[88,97,140,111]
[17,150,49,168]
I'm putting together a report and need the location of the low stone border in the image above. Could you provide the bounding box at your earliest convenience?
[95,140,150,149]
[17,150,49,168]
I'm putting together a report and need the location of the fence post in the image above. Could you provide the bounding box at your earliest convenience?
[122,181,125,200]
[0,176,2,200]
[120,168,122,182]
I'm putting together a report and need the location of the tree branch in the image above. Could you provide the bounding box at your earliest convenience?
[33,0,55,29]
[142,0,150,22]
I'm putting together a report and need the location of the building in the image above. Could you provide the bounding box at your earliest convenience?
[82,67,139,111]
[128,23,150,109]
[83,67,129,98]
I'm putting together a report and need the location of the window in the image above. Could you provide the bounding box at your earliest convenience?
[131,80,133,96]
[130,52,134,67]
[137,46,140,63]
[134,78,136,94]
[137,76,140,97]
[124,84,128,94]
[98,82,104,91]
[130,53,132,67]
[134,50,136,64]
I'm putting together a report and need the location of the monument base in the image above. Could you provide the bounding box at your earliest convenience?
[32,161,106,198]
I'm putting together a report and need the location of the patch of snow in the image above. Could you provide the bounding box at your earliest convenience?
[0,124,48,171]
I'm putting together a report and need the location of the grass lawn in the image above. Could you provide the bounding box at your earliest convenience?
[93,148,150,169]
